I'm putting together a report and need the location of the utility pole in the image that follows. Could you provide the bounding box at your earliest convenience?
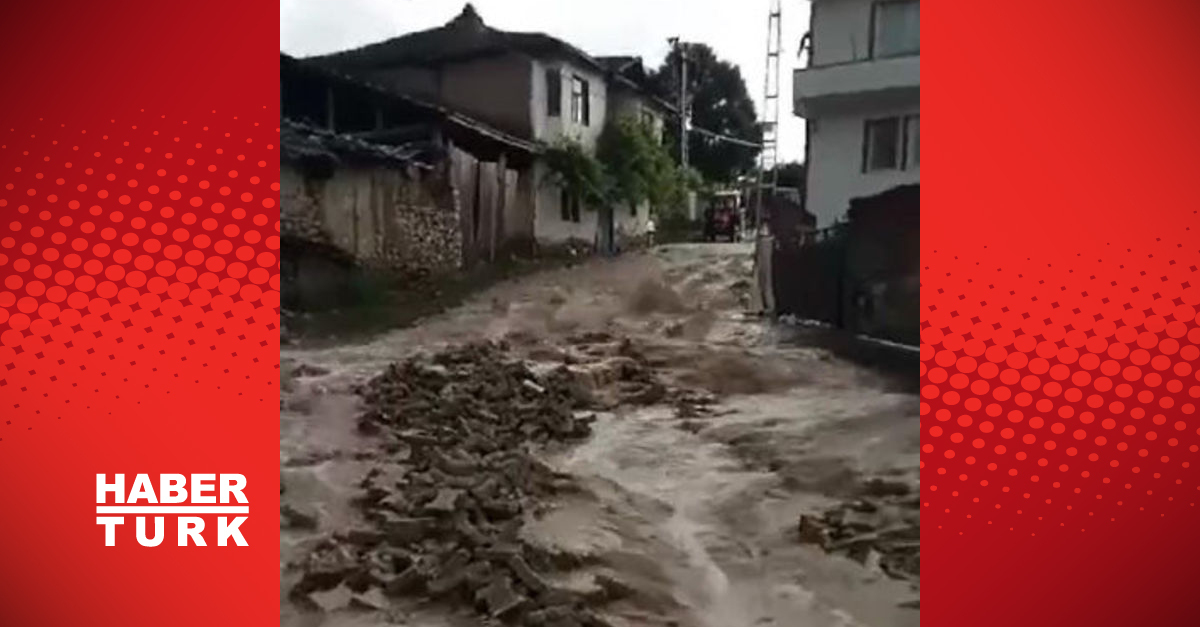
[680,46,688,170]
[754,0,783,234]
[751,0,782,317]
[670,36,694,221]
[668,37,689,170]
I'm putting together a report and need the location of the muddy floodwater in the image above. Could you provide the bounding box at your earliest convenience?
[280,243,920,627]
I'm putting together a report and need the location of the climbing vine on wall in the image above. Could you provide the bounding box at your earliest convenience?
[540,138,607,207]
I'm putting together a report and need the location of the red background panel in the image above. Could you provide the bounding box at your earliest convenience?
[926,1,1200,625]
[0,2,279,626]
[5,0,1200,624]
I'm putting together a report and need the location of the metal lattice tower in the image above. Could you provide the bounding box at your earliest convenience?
[754,0,783,231]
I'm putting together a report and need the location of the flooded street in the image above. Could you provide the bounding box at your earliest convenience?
[280,243,919,627]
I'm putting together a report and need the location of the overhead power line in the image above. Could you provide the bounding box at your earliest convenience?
[687,124,762,149]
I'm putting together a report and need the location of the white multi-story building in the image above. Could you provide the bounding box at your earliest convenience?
[795,0,919,228]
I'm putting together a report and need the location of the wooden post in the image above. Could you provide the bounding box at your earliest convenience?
[492,152,506,263]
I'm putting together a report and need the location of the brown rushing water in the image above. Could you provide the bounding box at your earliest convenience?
[281,243,919,627]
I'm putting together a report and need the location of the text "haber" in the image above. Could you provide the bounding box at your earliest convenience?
[95,474,250,547]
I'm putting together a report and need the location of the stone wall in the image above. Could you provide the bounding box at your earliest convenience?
[280,159,462,281]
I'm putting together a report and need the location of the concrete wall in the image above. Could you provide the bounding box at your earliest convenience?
[532,161,598,246]
[793,55,919,114]
[802,1,920,227]
[366,53,534,138]
[440,53,535,137]
[364,66,441,102]
[530,173,650,250]
[531,57,608,149]
[806,100,919,227]
[615,200,652,246]
[810,0,877,66]
[280,161,461,279]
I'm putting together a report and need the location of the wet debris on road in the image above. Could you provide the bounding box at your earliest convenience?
[287,340,626,625]
[281,503,320,530]
[290,362,332,379]
[626,278,686,315]
[796,477,920,584]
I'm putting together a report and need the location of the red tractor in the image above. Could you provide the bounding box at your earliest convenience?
[703,193,742,242]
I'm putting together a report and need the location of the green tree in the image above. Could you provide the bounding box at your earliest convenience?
[541,123,701,244]
[597,116,690,218]
[597,117,650,215]
[771,161,806,190]
[540,137,606,206]
[648,43,761,184]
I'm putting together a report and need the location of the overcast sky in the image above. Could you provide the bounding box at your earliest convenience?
[280,0,809,162]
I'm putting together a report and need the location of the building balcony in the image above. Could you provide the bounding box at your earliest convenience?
[793,54,919,118]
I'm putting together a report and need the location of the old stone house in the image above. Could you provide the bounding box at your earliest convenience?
[280,118,452,307]
[280,53,539,308]
[307,4,676,253]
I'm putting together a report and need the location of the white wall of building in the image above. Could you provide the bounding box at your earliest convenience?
[810,0,877,66]
[528,58,654,247]
[529,58,607,246]
[800,0,920,228]
[532,161,597,245]
[614,199,651,244]
[531,168,651,248]
[530,58,608,149]
[807,101,919,228]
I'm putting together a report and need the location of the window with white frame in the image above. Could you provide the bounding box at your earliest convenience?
[872,1,920,58]
[570,75,590,125]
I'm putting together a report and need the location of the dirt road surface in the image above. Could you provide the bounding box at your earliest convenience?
[280,243,919,627]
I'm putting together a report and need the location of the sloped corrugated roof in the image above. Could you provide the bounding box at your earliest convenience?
[282,53,540,156]
[280,117,433,168]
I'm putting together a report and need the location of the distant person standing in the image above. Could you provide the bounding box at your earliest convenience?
[645,216,656,248]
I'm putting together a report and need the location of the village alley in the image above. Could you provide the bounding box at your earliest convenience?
[279,243,919,627]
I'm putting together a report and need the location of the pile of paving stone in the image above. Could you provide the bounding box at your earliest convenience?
[796,478,921,582]
[288,341,617,626]
[354,340,597,443]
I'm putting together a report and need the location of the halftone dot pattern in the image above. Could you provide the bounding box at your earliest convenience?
[921,233,1200,535]
[0,109,280,442]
